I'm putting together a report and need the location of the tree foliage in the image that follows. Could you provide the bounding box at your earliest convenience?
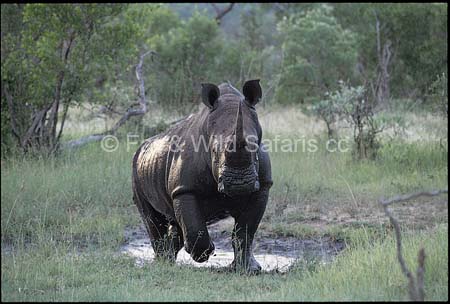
[149,11,221,111]
[1,3,448,155]
[316,82,382,160]
[332,3,447,101]
[275,4,358,104]
[1,4,135,153]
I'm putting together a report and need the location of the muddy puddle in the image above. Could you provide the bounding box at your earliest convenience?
[120,217,345,273]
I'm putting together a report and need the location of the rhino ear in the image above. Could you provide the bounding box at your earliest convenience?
[201,83,220,109]
[243,79,262,106]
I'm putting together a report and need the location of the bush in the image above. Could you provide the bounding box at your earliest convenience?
[149,11,221,112]
[314,82,383,160]
[311,98,338,139]
[275,4,358,104]
[427,72,448,118]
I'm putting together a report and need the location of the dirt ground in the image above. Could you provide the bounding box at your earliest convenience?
[121,216,346,272]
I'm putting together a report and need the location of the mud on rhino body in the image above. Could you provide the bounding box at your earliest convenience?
[132,80,272,272]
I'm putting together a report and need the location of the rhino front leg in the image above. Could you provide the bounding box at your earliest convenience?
[231,189,269,273]
[173,193,215,263]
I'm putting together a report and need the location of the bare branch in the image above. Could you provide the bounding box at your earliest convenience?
[379,189,448,301]
[211,3,235,24]
[62,51,155,150]
[106,50,155,134]
[380,198,418,300]
[380,189,448,207]
[63,134,107,150]
[374,10,381,63]
[416,248,426,301]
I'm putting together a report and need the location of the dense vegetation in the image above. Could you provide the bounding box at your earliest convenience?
[1,3,448,302]
[1,3,447,154]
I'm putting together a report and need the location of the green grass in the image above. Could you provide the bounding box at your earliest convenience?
[259,134,447,237]
[1,106,448,301]
[1,144,137,247]
[2,225,447,301]
[267,135,448,202]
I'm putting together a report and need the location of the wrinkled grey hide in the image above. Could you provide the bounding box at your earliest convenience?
[132,79,272,272]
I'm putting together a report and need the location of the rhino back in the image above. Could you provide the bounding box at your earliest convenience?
[132,109,214,218]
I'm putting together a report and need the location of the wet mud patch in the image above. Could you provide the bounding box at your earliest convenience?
[120,217,345,273]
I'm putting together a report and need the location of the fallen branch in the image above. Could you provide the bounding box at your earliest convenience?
[63,51,154,150]
[380,189,448,207]
[379,188,448,301]
[63,134,106,150]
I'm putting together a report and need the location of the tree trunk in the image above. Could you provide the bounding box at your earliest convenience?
[374,12,392,109]
[2,84,22,145]
[14,31,76,154]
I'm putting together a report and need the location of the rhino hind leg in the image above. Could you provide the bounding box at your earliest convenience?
[133,193,183,263]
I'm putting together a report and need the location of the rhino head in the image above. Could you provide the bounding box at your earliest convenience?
[201,80,263,197]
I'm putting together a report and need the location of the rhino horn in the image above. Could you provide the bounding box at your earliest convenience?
[234,101,246,148]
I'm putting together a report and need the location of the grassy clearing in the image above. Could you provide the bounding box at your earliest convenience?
[1,105,448,301]
[2,225,447,301]
[1,144,137,248]
[259,105,447,238]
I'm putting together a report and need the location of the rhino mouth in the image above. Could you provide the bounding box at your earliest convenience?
[217,165,259,196]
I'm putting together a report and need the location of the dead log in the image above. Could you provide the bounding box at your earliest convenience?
[63,51,154,150]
